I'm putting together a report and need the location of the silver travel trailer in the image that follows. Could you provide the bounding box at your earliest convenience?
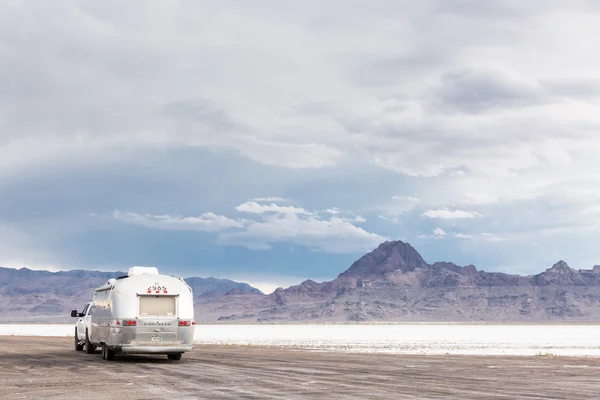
[71,266,195,361]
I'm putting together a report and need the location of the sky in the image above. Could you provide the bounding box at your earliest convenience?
[2,0,600,294]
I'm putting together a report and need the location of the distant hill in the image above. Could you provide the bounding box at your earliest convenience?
[0,267,262,322]
[197,240,600,322]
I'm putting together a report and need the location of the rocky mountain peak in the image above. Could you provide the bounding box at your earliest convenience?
[547,260,572,273]
[338,240,429,279]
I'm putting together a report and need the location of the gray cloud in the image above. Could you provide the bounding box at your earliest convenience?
[435,68,542,112]
[2,0,600,276]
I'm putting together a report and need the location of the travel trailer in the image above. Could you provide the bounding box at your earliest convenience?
[71,266,195,361]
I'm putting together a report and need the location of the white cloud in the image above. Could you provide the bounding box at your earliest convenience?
[236,202,309,215]
[219,213,388,253]
[454,233,473,239]
[433,227,446,237]
[377,195,421,217]
[378,215,399,224]
[418,227,447,240]
[464,193,498,204]
[392,196,420,202]
[221,201,386,253]
[354,216,366,223]
[112,202,386,254]
[422,208,483,220]
[113,211,244,232]
[251,197,288,203]
[480,233,508,242]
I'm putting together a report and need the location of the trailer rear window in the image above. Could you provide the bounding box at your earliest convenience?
[139,295,176,316]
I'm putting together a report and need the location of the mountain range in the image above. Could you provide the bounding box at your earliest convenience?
[198,240,600,322]
[0,267,261,322]
[3,240,600,323]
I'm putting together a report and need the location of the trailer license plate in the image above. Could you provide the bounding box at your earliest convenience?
[151,336,163,342]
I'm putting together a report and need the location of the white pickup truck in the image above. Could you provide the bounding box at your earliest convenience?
[72,302,96,353]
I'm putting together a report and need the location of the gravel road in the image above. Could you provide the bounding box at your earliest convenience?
[1,336,599,399]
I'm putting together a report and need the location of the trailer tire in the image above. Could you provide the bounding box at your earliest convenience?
[85,330,96,354]
[168,353,182,361]
[74,328,84,351]
[106,347,115,361]
[102,343,115,361]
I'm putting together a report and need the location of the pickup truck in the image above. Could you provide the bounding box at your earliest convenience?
[72,302,97,353]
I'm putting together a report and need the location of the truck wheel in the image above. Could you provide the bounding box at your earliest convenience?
[85,330,96,354]
[74,328,84,351]
[167,353,182,361]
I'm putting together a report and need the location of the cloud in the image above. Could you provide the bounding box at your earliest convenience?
[2,0,600,186]
[418,227,447,240]
[377,195,421,217]
[221,201,387,253]
[480,233,508,242]
[392,196,420,202]
[453,233,473,239]
[219,212,388,253]
[378,215,399,224]
[464,193,498,204]
[354,216,366,223]
[113,211,244,232]
[3,0,600,279]
[435,67,542,113]
[233,137,342,169]
[235,202,309,215]
[422,208,483,220]
[433,227,447,237]
[251,197,288,202]
[112,201,386,254]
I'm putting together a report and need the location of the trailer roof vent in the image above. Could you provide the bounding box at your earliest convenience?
[128,266,159,276]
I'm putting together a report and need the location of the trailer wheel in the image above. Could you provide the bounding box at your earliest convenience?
[85,330,96,354]
[102,343,115,361]
[167,353,182,361]
[106,347,115,361]
[74,328,84,351]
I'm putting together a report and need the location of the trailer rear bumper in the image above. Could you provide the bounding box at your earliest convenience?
[118,344,193,354]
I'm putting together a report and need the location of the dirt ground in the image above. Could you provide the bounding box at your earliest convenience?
[1,337,600,399]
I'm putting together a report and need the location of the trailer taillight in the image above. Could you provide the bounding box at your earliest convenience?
[122,320,137,326]
[179,321,191,326]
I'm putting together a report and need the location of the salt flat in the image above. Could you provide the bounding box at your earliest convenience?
[2,323,600,356]
[5,336,600,399]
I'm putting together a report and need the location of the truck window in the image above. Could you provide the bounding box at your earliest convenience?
[139,295,176,316]
[82,304,89,315]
